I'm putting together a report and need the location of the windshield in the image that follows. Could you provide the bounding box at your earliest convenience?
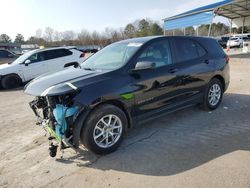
[230,38,239,40]
[81,42,142,70]
[10,50,37,64]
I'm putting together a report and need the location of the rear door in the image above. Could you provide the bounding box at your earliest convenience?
[170,38,214,102]
[45,49,76,71]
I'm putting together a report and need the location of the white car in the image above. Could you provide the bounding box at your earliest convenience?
[227,36,249,48]
[0,47,85,89]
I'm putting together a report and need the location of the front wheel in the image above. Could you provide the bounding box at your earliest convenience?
[81,104,127,155]
[201,78,223,111]
[1,74,22,89]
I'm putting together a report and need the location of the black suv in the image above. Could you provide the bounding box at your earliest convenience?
[25,36,230,156]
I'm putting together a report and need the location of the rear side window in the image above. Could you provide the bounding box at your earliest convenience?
[43,49,73,60]
[172,39,199,62]
[199,38,225,57]
[196,42,206,57]
[55,49,73,58]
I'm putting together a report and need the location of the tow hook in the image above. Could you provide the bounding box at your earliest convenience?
[49,143,58,157]
[48,137,58,157]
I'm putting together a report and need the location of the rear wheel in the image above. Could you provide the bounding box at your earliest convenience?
[81,104,127,154]
[201,78,223,111]
[1,74,22,89]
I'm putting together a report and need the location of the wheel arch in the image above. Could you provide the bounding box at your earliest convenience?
[89,99,133,129]
[1,73,24,82]
[211,75,225,92]
[73,99,133,148]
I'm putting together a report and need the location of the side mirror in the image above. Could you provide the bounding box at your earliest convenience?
[24,60,31,66]
[132,61,155,71]
[64,62,80,68]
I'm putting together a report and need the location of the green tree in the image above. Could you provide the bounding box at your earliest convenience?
[185,27,195,36]
[26,36,46,46]
[149,23,163,36]
[0,34,12,43]
[236,26,248,34]
[137,19,150,37]
[14,33,24,43]
[124,24,136,38]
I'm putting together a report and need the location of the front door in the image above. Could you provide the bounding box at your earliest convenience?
[131,39,180,118]
[21,51,48,81]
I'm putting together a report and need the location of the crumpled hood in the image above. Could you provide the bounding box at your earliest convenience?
[24,67,109,96]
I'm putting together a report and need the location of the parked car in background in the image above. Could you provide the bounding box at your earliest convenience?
[25,36,230,156]
[0,49,18,65]
[227,36,249,48]
[217,36,229,48]
[0,47,85,89]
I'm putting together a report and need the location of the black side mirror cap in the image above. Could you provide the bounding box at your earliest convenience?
[64,62,80,68]
[131,61,156,72]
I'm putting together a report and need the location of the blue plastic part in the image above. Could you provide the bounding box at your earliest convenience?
[53,104,78,139]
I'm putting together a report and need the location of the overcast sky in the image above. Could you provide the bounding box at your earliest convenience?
[1,0,228,40]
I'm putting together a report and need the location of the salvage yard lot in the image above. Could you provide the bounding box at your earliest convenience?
[0,54,250,188]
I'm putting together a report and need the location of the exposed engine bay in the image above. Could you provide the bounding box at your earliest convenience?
[29,93,81,157]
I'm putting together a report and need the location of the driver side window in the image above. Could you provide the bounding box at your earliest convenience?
[26,52,45,63]
[137,40,172,68]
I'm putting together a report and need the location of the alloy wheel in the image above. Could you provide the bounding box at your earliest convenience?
[208,83,221,106]
[93,114,123,148]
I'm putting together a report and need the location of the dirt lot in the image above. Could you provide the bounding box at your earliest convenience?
[0,53,250,188]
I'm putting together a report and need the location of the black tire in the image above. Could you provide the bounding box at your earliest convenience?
[1,74,22,89]
[201,78,223,111]
[81,104,127,155]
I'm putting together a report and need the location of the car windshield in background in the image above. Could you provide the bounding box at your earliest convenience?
[230,38,239,41]
[81,42,142,70]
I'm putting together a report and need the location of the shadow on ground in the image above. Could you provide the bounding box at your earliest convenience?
[57,93,250,176]
[0,86,24,92]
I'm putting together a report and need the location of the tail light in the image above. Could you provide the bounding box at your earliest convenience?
[80,53,85,58]
[225,55,229,63]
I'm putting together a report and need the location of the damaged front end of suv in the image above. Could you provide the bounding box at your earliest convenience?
[25,75,91,157]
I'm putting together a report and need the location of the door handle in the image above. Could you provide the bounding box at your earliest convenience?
[168,68,179,74]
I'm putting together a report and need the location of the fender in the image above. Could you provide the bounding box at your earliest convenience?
[72,106,91,148]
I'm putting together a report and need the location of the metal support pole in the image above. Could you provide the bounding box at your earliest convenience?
[163,22,166,36]
[229,19,232,34]
[208,10,215,37]
[184,28,186,36]
[241,17,245,49]
[197,26,199,36]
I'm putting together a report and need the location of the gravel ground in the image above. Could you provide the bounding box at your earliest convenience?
[0,53,250,188]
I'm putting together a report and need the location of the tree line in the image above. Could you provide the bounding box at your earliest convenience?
[0,18,249,48]
[0,19,163,47]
